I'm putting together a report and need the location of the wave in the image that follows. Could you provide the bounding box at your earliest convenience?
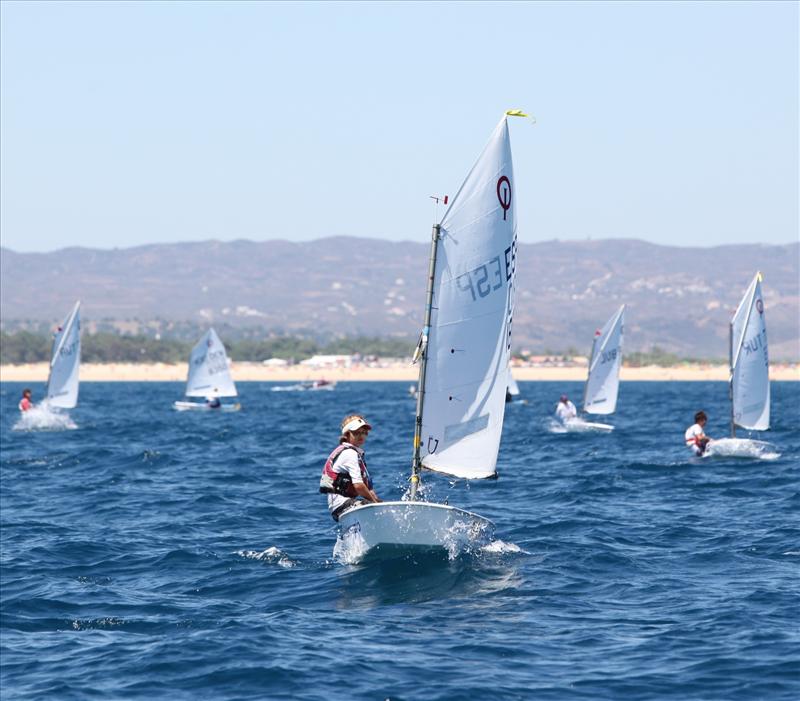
[236,546,297,568]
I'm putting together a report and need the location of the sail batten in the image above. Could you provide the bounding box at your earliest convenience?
[583,305,625,416]
[418,117,517,480]
[46,302,81,409]
[730,274,769,431]
[185,328,238,398]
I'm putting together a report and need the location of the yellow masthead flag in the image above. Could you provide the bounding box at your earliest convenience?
[505,109,529,117]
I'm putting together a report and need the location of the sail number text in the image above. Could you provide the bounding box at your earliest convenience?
[600,348,618,364]
[59,340,79,358]
[455,242,517,303]
[193,349,228,375]
[742,329,768,366]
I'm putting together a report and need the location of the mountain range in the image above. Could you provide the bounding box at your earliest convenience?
[1,238,798,360]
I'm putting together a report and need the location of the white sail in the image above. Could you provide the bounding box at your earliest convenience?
[507,371,520,397]
[730,273,769,430]
[583,305,625,415]
[46,301,81,409]
[420,117,517,480]
[185,328,238,398]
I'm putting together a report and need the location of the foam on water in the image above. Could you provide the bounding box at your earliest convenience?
[12,405,77,432]
[703,437,781,460]
[480,539,529,555]
[237,546,297,568]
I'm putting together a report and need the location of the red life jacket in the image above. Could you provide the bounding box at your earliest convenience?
[319,443,372,497]
[19,397,32,412]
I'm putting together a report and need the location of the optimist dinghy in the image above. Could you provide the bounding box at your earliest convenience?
[173,328,241,411]
[704,273,775,458]
[560,305,625,433]
[337,112,527,559]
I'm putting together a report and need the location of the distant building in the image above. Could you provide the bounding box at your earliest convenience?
[300,354,353,369]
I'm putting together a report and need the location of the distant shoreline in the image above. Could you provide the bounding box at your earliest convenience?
[1,362,798,383]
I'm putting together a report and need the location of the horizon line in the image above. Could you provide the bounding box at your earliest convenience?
[2,235,798,256]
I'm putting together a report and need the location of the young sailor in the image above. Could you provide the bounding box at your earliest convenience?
[18,388,33,412]
[320,414,381,521]
[205,396,221,409]
[685,411,713,456]
[555,394,577,423]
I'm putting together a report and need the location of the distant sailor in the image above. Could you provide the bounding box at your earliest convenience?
[205,396,221,409]
[555,394,577,423]
[319,414,381,521]
[685,411,712,456]
[18,388,33,412]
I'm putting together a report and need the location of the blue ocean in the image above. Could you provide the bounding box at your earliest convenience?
[1,380,798,700]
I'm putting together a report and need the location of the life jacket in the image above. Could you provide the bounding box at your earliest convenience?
[319,443,372,497]
[685,426,708,453]
[19,397,32,412]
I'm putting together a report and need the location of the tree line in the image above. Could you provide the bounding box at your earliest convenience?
[1,331,724,366]
[0,331,416,364]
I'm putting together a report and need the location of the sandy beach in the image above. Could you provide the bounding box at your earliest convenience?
[1,362,798,383]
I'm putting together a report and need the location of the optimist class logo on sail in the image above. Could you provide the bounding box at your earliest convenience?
[497,176,511,220]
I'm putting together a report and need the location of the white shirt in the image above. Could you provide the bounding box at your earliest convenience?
[555,400,577,422]
[684,423,705,455]
[327,445,366,514]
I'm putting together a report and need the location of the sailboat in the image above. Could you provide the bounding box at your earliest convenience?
[506,371,526,404]
[563,305,626,432]
[44,301,82,410]
[704,273,773,457]
[173,328,241,411]
[336,112,524,559]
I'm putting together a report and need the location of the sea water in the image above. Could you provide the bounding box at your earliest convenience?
[1,381,798,700]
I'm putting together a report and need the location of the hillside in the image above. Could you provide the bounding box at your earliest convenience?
[1,238,798,359]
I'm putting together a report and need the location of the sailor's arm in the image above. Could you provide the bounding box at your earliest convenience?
[352,482,381,502]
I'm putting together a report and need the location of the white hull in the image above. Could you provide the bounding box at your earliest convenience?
[335,501,494,562]
[173,401,241,412]
[563,417,614,432]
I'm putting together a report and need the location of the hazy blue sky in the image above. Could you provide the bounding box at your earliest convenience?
[1,0,797,252]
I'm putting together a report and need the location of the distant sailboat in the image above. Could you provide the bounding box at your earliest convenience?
[562,305,625,432]
[45,301,81,410]
[705,273,774,457]
[173,328,241,412]
[506,371,525,404]
[336,112,525,560]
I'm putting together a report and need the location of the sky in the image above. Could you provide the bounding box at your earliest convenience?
[1,0,797,253]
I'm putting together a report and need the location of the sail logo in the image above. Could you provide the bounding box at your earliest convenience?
[496,176,511,220]
[756,298,764,315]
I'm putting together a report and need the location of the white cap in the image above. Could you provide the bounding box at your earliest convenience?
[341,417,372,434]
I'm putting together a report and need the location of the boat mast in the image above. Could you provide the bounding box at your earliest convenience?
[410,223,441,500]
[729,320,735,438]
[581,335,596,415]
